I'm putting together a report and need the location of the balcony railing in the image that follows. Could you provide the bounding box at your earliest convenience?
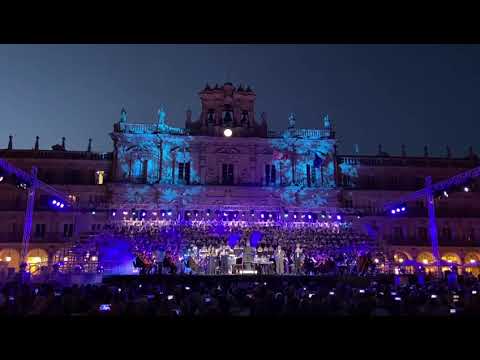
[0,232,73,243]
[384,235,480,247]
[337,155,479,168]
[0,149,112,161]
[268,128,333,139]
[122,123,187,135]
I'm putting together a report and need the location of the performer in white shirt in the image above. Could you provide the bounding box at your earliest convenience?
[294,243,304,275]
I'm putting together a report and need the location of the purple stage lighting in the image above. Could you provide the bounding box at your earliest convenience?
[391,209,396,214]
[122,211,128,216]
[52,200,57,205]
[336,215,342,220]
[60,203,64,208]
[308,214,312,219]
[167,211,172,216]
[401,207,406,212]
[396,208,400,213]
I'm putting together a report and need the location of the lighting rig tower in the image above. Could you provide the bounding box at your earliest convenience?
[0,158,71,267]
[384,166,480,274]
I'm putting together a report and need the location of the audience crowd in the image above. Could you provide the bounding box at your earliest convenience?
[1,274,480,317]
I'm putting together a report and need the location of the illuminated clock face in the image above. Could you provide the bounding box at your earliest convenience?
[224,128,233,137]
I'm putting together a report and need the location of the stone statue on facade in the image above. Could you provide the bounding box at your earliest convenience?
[323,114,330,129]
[120,108,128,123]
[288,113,296,129]
[158,107,167,126]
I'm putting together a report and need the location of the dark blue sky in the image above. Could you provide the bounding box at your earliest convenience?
[1,44,479,157]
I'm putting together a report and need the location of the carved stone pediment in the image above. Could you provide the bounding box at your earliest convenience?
[214,147,241,154]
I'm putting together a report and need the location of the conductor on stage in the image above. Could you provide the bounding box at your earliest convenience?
[243,239,255,271]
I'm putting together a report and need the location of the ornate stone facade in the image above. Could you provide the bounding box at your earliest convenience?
[1,82,480,272]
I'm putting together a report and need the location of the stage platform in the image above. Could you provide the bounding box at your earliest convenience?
[102,273,400,287]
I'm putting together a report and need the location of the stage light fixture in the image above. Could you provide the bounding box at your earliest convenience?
[152,212,158,216]
[52,200,57,205]
[284,213,289,218]
[224,128,233,137]
[60,203,64,208]
[327,215,332,219]
[464,186,470,192]
[443,190,449,198]
[260,213,265,219]
[336,215,342,220]
[268,213,272,218]
[293,214,297,219]
[122,211,128,216]
[167,210,172,216]
[16,181,28,190]
[308,214,312,220]
[91,210,96,215]
[390,209,396,215]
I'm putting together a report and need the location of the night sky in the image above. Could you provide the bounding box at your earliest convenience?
[1,44,479,157]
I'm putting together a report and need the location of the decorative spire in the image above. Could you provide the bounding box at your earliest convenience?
[120,108,127,123]
[34,136,39,151]
[469,146,476,159]
[204,83,211,91]
[446,145,451,158]
[237,84,244,92]
[354,144,360,154]
[246,85,252,92]
[401,144,406,157]
[186,109,192,124]
[62,137,66,150]
[87,138,92,152]
[424,145,429,157]
[214,84,219,90]
[378,144,382,155]
[8,135,12,150]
